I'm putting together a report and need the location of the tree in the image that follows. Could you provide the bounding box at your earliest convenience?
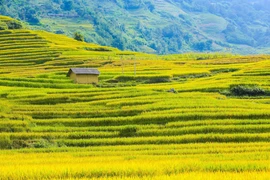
[6,20,23,29]
[0,21,8,30]
[124,0,142,10]
[112,36,126,50]
[0,0,7,14]
[193,40,213,52]
[53,0,62,4]
[74,32,84,41]
[61,0,73,11]
[19,6,40,24]
[0,0,5,6]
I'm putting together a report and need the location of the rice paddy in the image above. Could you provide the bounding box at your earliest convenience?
[0,15,270,179]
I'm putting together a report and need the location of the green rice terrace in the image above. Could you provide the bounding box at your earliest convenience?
[0,15,270,179]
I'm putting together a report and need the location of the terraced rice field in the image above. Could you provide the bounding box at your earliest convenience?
[0,16,270,179]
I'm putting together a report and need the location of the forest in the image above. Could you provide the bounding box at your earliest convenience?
[0,0,269,54]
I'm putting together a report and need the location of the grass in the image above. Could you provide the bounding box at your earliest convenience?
[0,144,270,179]
[0,15,269,179]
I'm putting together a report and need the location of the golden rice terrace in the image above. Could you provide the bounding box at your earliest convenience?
[0,16,270,179]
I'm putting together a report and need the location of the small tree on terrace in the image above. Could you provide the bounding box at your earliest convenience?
[74,32,84,42]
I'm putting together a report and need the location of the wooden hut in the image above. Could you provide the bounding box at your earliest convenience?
[67,68,100,84]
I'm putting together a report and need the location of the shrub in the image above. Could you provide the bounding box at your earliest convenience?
[230,84,266,96]
[84,47,111,52]
[210,68,239,75]
[74,32,84,41]
[174,73,210,79]
[6,20,23,29]
[0,21,8,30]
[0,136,12,149]
[12,140,29,149]
[55,30,65,34]
[114,75,171,83]
[119,126,137,137]
[30,139,56,148]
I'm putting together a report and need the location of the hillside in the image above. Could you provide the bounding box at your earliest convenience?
[0,16,270,179]
[1,0,270,54]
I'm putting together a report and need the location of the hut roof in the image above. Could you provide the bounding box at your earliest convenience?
[67,68,100,77]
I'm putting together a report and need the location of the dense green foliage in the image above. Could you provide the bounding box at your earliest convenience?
[119,126,137,137]
[0,16,22,30]
[230,84,267,96]
[0,0,269,54]
[74,32,84,42]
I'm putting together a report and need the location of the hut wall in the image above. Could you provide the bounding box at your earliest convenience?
[70,72,77,83]
[76,74,99,84]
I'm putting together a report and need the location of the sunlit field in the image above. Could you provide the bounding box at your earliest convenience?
[0,15,270,179]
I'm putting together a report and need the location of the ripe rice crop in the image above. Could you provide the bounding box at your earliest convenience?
[0,15,269,179]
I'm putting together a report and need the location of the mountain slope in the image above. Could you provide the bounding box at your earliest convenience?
[1,0,270,54]
[0,15,270,179]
